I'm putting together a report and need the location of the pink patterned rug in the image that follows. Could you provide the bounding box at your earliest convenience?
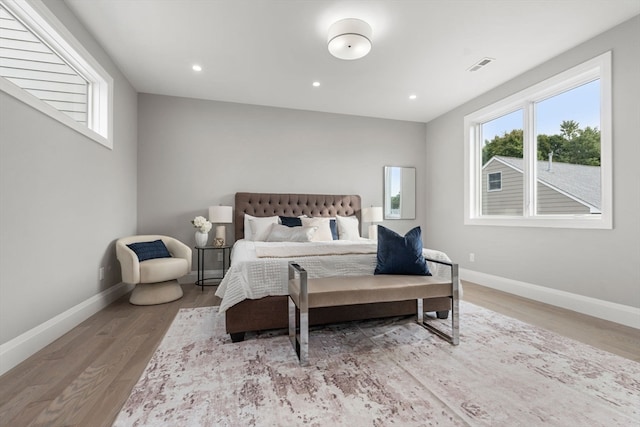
[113,302,639,426]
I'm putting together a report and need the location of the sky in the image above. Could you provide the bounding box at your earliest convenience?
[482,79,600,143]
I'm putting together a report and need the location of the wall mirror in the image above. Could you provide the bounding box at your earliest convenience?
[384,166,416,219]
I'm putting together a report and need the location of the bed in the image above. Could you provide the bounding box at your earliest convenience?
[215,192,453,342]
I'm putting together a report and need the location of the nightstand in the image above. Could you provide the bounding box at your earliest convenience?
[195,245,231,290]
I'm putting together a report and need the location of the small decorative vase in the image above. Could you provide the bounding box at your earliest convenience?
[195,231,208,247]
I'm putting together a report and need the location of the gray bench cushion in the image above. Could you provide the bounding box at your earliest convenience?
[289,275,452,308]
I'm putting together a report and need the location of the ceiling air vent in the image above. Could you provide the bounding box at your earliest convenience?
[467,57,495,72]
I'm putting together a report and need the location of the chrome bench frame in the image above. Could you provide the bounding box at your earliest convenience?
[288,259,459,366]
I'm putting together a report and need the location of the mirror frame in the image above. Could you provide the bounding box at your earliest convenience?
[383,166,416,220]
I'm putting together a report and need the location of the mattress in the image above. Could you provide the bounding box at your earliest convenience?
[215,239,456,313]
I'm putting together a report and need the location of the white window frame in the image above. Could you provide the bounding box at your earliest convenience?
[464,51,612,229]
[0,0,113,149]
[487,171,502,192]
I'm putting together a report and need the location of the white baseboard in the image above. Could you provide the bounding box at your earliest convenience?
[0,282,134,376]
[460,268,640,329]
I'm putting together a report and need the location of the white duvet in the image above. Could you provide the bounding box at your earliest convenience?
[215,239,457,313]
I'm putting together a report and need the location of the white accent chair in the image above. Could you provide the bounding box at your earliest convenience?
[116,235,192,305]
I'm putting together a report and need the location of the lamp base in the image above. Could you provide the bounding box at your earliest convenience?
[368,224,378,241]
[215,225,226,246]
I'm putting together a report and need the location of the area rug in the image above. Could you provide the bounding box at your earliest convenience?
[113,302,639,426]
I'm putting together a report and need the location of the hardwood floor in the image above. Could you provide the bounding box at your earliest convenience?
[0,283,221,427]
[462,281,640,362]
[0,281,637,426]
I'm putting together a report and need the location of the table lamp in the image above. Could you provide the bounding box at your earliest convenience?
[362,206,383,240]
[209,205,233,247]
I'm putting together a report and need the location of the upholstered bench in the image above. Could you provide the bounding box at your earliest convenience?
[288,260,459,366]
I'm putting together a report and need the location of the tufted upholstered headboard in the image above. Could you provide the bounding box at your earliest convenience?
[234,192,361,240]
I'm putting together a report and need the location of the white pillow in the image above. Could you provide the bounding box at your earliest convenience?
[244,214,279,240]
[336,215,360,240]
[266,224,317,242]
[301,217,333,241]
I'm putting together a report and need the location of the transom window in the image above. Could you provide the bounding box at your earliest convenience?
[0,0,113,148]
[464,52,612,229]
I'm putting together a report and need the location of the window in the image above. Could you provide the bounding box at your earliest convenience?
[0,0,113,148]
[464,52,612,229]
[487,172,502,192]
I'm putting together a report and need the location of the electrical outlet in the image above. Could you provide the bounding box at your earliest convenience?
[469,253,475,262]
[99,267,104,280]
[217,252,223,262]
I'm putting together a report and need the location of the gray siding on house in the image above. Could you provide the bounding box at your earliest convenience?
[482,161,523,215]
[0,5,89,124]
[537,182,591,214]
[482,157,597,215]
[497,156,600,212]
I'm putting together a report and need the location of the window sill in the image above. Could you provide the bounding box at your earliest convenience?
[464,215,612,230]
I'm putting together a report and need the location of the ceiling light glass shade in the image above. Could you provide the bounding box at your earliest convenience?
[327,18,372,60]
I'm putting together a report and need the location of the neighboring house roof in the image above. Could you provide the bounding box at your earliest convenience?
[486,156,601,210]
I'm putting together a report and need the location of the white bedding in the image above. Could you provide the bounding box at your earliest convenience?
[255,240,377,258]
[215,239,458,313]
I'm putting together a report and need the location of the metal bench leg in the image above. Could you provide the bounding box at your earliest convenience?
[451,266,460,345]
[288,295,296,350]
[418,264,460,346]
[288,262,309,366]
[299,304,309,366]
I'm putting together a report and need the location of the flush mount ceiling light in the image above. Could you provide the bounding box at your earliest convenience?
[327,18,372,60]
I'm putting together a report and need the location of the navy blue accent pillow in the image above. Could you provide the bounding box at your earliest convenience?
[374,226,430,275]
[330,219,338,240]
[127,239,172,262]
[280,216,302,227]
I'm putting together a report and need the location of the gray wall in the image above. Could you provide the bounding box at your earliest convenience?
[0,0,138,345]
[425,16,640,307]
[137,93,426,266]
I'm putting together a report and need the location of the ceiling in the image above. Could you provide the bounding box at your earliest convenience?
[64,0,640,123]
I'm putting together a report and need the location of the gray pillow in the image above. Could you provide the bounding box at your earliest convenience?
[265,224,318,242]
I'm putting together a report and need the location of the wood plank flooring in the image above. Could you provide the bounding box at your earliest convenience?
[461,282,640,362]
[0,281,637,426]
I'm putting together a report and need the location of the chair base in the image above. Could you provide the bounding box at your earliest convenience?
[129,280,184,305]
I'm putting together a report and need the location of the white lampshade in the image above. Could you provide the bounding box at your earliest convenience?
[209,206,233,223]
[362,206,383,223]
[327,18,372,60]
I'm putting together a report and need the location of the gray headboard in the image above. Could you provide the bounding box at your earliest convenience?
[234,192,362,240]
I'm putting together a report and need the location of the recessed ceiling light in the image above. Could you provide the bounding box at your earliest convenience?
[312,81,320,87]
[409,94,417,100]
[192,64,202,72]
